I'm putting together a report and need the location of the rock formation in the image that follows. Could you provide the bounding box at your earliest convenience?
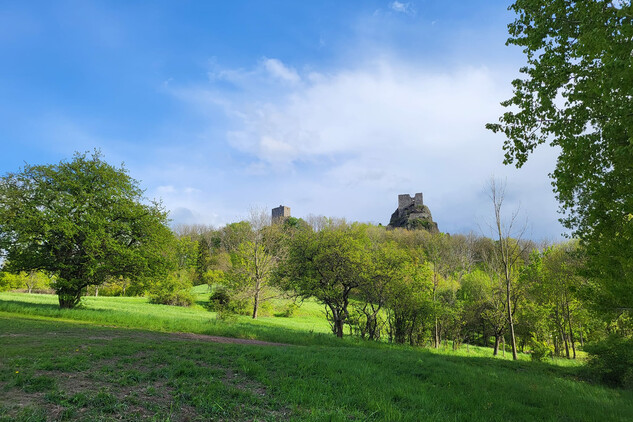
[387,193,439,232]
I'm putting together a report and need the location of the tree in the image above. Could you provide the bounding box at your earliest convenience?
[421,231,457,348]
[275,223,369,337]
[353,240,409,341]
[483,179,531,359]
[385,260,434,345]
[224,210,281,319]
[486,0,633,315]
[0,151,173,308]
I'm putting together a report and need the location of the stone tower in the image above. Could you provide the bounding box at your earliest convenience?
[272,205,291,223]
[388,193,438,232]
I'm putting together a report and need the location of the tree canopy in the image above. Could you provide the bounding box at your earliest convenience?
[0,151,173,308]
[486,0,633,313]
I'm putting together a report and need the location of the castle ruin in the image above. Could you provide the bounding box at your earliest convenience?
[388,192,439,232]
[398,193,423,210]
[272,205,291,223]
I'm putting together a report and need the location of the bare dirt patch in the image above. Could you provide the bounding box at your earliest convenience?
[170,332,290,347]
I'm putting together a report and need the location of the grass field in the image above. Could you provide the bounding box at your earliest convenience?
[1,291,632,421]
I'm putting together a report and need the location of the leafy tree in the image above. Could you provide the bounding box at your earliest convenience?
[223,210,282,319]
[485,178,531,359]
[0,151,172,308]
[353,240,409,340]
[487,0,633,315]
[0,270,50,293]
[421,231,456,348]
[275,223,370,337]
[385,261,434,345]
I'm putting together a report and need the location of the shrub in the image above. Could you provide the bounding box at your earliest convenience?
[529,336,553,362]
[208,288,231,310]
[207,287,250,316]
[149,290,195,307]
[275,303,299,318]
[584,335,633,389]
[148,270,195,307]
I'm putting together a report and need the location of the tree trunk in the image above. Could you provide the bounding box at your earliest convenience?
[493,335,501,356]
[252,279,261,319]
[505,274,518,360]
[335,318,344,338]
[58,289,82,309]
[565,302,576,359]
[561,329,570,359]
[433,283,439,349]
[503,335,506,357]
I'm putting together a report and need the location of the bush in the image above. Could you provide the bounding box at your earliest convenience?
[275,303,299,318]
[208,288,231,310]
[207,287,250,316]
[149,290,195,307]
[529,336,553,362]
[584,335,633,389]
[147,270,195,307]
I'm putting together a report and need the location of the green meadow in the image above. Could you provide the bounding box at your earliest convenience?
[1,291,632,421]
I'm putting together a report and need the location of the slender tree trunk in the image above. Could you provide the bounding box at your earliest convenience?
[561,328,570,359]
[565,302,576,359]
[95,285,99,297]
[433,281,439,349]
[493,334,501,356]
[252,279,261,319]
[579,323,584,347]
[505,268,518,360]
[503,335,506,357]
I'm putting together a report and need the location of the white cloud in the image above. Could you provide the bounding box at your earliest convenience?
[262,58,301,84]
[389,1,416,16]
[169,56,565,239]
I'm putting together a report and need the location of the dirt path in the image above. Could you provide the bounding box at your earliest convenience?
[169,332,291,347]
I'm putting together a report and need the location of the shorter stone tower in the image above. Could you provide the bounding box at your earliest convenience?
[272,205,291,223]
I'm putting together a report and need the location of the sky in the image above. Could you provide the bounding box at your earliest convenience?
[0,0,566,240]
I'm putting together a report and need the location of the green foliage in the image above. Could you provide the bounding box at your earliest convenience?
[208,287,231,309]
[0,272,26,292]
[487,0,633,317]
[274,302,299,318]
[207,286,250,317]
[529,335,553,362]
[0,151,173,308]
[409,218,431,230]
[148,269,195,307]
[585,336,633,389]
[275,222,371,337]
[0,271,51,293]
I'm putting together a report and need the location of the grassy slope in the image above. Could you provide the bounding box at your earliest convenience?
[1,292,632,421]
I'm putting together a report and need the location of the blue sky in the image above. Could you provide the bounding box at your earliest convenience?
[0,1,565,239]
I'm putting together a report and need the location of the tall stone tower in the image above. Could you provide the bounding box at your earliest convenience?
[272,205,291,223]
[388,193,438,232]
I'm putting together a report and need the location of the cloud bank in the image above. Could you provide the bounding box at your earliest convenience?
[168,56,564,239]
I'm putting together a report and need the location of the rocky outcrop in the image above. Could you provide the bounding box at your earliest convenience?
[387,193,439,232]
